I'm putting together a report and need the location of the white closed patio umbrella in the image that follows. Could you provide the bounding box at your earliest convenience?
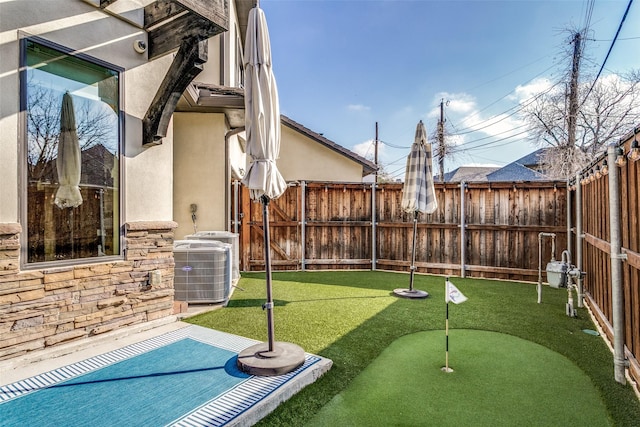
[55,92,83,209]
[237,2,305,376]
[394,120,438,299]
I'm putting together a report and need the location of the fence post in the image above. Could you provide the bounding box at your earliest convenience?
[371,182,377,271]
[300,181,306,271]
[575,172,584,308]
[460,181,466,278]
[608,144,627,385]
[566,178,572,259]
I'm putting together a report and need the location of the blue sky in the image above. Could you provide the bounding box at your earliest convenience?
[260,0,639,179]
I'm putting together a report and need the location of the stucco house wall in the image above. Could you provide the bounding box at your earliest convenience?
[279,124,368,182]
[0,0,180,360]
[172,113,229,239]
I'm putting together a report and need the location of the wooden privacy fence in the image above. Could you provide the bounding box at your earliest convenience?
[569,129,640,387]
[232,180,567,283]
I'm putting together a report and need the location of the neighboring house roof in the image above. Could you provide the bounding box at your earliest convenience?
[443,166,500,182]
[281,115,378,177]
[39,144,116,186]
[512,148,549,171]
[486,162,547,182]
[443,148,551,182]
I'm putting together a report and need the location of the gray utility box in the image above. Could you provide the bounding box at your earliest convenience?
[173,240,232,303]
[546,261,569,288]
[185,231,240,281]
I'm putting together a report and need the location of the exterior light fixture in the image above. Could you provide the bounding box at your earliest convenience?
[601,159,608,176]
[615,147,627,167]
[628,138,640,162]
[594,165,601,179]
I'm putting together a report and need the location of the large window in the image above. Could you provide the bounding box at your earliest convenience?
[22,38,122,265]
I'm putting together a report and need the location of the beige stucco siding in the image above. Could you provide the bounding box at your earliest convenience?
[278,125,365,182]
[173,113,228,239]
[0,0,174,223]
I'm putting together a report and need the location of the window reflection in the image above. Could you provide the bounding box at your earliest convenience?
[24,40,121,263]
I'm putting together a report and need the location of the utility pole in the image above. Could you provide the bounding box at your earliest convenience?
[567,31,581,152]
[374,122,379,183]
[437,99,445,182]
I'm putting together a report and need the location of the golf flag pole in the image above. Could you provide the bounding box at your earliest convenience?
[442,277,467,373]
[444,292,451,372]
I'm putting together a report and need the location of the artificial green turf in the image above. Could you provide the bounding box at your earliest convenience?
[186,271,640,426]
[308,330,610,426]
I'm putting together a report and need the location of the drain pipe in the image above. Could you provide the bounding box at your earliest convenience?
[460,182,466,278]
[233,180,240,234]
[607,144,628,385]
[225,127,245,232]
[575,172,584,308]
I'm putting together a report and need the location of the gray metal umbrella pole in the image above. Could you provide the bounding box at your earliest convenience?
[261,195,276,352]
[409,211,419,291]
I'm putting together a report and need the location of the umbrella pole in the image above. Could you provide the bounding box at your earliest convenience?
[261,195,276,352]
[409,211,418,291]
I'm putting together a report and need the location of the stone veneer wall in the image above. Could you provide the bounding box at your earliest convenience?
[0,221,177,360]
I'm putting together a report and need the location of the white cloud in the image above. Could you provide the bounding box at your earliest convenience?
[428,92,477,118]
[352,139,385,160]
[425,90,528,142]
[510,77,553,103]
[347,104,371,112]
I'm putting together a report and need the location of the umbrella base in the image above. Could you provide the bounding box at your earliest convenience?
[237,341,305,376]
[393,288,429,299]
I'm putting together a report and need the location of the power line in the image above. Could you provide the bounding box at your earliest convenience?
[450,76,564,136]
[454,123,529,147]
[590,36,640,41]
[454,128,531,152]
[581,0,634,104]
[379,139,410,150]
[452,52,571,132]
[449,80,563,137]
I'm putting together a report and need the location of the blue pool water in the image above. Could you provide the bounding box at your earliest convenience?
[1,338,250,426]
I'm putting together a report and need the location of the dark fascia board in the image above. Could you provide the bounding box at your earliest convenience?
[281,115,378,177]
[176,82,245,128]
[194,82,245,108]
